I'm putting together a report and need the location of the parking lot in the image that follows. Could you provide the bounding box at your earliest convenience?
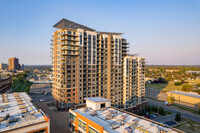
[33,101,71,133]
[31,93,53,102]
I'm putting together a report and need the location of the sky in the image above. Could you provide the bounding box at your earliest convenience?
[0,0,200,65]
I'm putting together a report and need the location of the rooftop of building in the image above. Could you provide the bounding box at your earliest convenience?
[0,92,48,132]
[0,76,12,81]
[53,18,124,35]
[169,91,200,99]
[71,97,183,133]
[85,97,110,103]
[53,18,96,31]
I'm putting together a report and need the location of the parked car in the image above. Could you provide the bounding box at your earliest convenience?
[164,101,169,106]
[144,115,149,119]
[148,115,153,119]
[39,99,45,102]
[164,121,176,126]
[151,114,157,118]
[154,114,158,117]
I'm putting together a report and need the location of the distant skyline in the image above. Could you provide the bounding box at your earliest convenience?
[0,0,200,65]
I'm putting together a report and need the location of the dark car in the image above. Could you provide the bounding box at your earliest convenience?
[148,115,153,119]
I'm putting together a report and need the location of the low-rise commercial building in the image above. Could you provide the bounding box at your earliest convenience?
[0,76,12,94]
[0,92,50,133]
[186,71,200,74]
[167,91,200,108]
[69,97,183,133]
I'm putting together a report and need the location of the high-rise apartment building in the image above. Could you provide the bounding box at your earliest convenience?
[51,18,145,111]
[123,55,146,113]
[8,57,20,71]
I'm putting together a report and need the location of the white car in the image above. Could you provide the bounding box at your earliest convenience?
[40,99,45,102]
[164,101,168,105]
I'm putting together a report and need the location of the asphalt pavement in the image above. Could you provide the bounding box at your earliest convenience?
[147,98,200,123]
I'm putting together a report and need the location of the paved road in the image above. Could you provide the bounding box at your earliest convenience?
[33,101,71,133]
[12,83,21,92]
[147,98,200,123]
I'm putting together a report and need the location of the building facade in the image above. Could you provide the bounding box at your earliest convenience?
[0,63,8,70]
[51,18,145,111]
[167,91,200,109]
[8,57,20,71]
[123,55,147,113]
[0,76,12,94]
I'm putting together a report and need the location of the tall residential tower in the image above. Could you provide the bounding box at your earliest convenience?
[51,18,146,111]
[8,57,20,71]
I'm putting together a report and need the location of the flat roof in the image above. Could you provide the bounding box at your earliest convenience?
[0,92,47,132]
[72,107,180,133]
[169,91,200,99]
[85,97,110,103]
[97,31,123,35]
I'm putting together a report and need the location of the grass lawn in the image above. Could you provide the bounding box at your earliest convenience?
[146,81,183,92]
[174,118,200,133]
[146,79,200,92]
[11,80,22,89]
[14,81,32,92]
[188,79,200,84]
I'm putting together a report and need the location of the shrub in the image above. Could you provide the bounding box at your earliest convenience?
[174,82,182,86]
[196,83,200,87]
[182,84,193,92]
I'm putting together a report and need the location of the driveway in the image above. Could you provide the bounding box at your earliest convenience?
[33,101,71,133]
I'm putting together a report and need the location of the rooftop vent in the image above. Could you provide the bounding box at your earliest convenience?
[90,110,97,116]
[9,116,19,123]
[120,114,127,121]
[81,107,88,112]
[132,119,139,125]
[110,121,120,129]
[108,110,114,114]
[124,126,134,133]
[105,114,113,120]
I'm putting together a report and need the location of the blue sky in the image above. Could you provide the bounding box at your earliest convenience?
[0,0,200,65]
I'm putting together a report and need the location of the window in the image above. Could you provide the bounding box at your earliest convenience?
[69,113,76,122]
[78,119,86,131]
[33,129,46,133]
[89,126,99,133]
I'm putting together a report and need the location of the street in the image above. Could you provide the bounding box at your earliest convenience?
[147,98,200,123]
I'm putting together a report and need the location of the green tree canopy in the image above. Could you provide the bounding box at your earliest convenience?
[182,84,193,92]
[167,96,175,104]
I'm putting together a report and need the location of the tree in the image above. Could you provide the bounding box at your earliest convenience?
[182,84,193,92]
[175,112,181,122]
[196,83,200,87]
[158,107,165,115]
[167,96,175,104]
[174,82,182,86]
[198,104,200,114]
[155,106,158,112]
